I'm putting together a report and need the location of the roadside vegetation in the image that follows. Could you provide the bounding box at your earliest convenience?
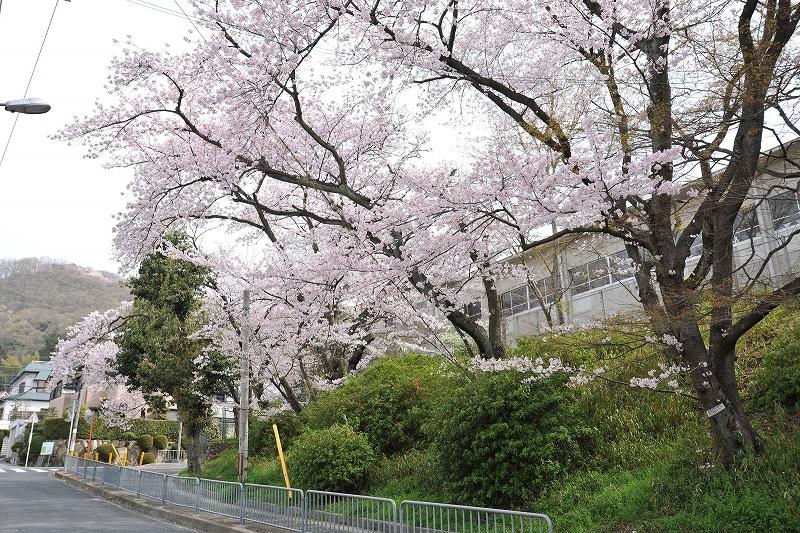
[199,307,800,532]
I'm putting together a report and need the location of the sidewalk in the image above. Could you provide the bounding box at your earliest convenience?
[55,469,276,533]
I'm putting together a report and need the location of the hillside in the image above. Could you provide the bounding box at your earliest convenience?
[0,257,130,371]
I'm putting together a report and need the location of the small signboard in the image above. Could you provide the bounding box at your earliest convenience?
[40,441,54,456]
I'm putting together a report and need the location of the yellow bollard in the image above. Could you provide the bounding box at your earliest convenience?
[122,449,128,466]
[108,452,113,464]
[94,452,99,461]
[139,451,144,466]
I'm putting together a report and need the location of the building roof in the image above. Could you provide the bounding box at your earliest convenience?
[8,361,51,387]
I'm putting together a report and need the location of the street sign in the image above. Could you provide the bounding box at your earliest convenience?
[40,441,54,456]
[84,409,94,424]
[28,413,38,424]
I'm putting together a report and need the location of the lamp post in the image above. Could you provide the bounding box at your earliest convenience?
[24,413,39,468]
[1,98,51,114]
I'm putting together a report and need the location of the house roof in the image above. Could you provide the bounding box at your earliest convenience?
[8,361,51,387]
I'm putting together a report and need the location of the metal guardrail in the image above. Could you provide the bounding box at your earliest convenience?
[400,501,553,533]
[165,475,199,509]
[61,457,553,533]
[243,483,304,531]
[157,449,187,463]
[306,490,397,533]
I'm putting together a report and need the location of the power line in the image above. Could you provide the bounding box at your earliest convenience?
[0,0,60,172]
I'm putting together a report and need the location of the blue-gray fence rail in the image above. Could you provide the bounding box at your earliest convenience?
[63,456,553,533]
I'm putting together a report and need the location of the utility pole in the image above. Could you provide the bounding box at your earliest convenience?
[237,289,251,484]
[66,376,83,456]
[24,413,38,467]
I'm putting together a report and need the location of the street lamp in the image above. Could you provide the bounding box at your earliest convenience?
[1,98,51,114]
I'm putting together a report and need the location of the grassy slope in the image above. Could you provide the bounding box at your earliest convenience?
[200,307,800,532]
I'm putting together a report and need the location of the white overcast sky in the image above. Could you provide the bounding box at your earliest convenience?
[0,0,470,274]
[0,0,198,273]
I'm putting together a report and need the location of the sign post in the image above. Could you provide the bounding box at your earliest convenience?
[24,413,39,468]
[40,441,54,467]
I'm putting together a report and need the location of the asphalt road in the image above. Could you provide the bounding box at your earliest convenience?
[0,466,195,532]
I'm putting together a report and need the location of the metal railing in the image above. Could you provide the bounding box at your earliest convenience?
[157,449,187,463]
[243,483,304,531]
[60,458,553,533]
[306,491,397,533]
[400,501,553,533]
[165,475,199,509]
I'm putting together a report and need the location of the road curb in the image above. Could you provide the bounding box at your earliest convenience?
[55,470,275,533]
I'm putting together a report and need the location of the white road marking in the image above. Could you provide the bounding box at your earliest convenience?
[0,468,5,473]
[10,468,25,473]
[30,468,48,472]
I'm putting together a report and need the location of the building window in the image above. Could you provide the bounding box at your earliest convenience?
[17,383,24,393]
[569,257,612,294]
[769,190,800,230]
[733,207,760,242]
[500,285,530,317]
[529,277,556,308]
[464,301,482,320]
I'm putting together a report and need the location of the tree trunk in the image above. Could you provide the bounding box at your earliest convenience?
[482,275,506,359]
[277,377,304,414]
[185,422,208,474]
[678,325,760,467]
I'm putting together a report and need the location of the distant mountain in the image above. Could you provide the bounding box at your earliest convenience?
[0,257,130,363]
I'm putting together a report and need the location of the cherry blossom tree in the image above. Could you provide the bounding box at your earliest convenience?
[59,0,800,465]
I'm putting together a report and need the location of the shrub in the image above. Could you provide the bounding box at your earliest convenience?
[748,327,800,411]
[289,425,376,493]
[16,435,44,464]
[152,434,169,450]
[250,410,304,457]
[41,417,71,440]
[96,443,118,462]
[302,354,446,454]
[122,431,137,441]
[429,372,595,508]
[141,452,157,465]
[137,434,153,452]
[76,414,180,440]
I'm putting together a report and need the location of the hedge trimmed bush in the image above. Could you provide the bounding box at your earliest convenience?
[141,452,157,465]
[122,431,137,441]
[289,425,376,493]
[153,434,169,451]
[41,417,71,440]
[76,410,180,441]
[137,434,154,452]
[96,443,118,462]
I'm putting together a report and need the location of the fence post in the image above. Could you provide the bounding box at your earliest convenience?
[162,474,167,505]
[137,470,142,497]
[92,461,97,481]
[239,483,245,525]
[194,478,201,512]
[302,491,308,533]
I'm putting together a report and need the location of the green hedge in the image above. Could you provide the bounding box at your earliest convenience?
[77,409,179,441]
[41,417,71,440]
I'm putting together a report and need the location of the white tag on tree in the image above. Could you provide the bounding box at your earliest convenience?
[706,403,725,417]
